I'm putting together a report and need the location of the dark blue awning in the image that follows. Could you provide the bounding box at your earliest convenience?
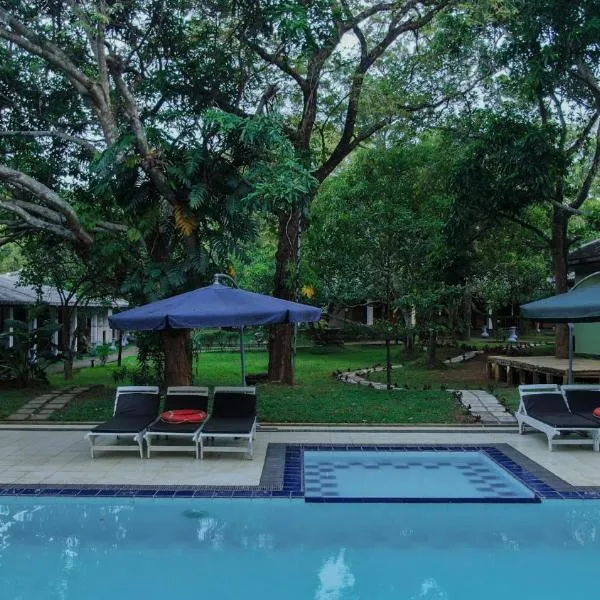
[109,282,322,331]
[520,282,600,323]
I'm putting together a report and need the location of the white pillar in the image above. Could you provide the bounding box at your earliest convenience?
[366,302,374,326]
[51,308,59,355]
[8,307,14,348]
[70,308,78,352]
[91,313,98,345]
[107,308,114,343]
[487,309,493,331]
[410,307,416,327]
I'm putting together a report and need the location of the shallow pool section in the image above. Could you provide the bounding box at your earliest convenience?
[1,498,600,599]
[303,450,538,502]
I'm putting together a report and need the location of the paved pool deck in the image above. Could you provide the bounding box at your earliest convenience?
[0,426,599,489]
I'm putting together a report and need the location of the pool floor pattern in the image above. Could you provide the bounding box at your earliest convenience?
[302,451,537,502]
[0,444,599,500]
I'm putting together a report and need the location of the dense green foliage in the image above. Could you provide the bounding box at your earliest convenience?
[1,0,599,387]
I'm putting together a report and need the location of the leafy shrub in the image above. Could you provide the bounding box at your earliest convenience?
[0,319,59,385]
[94,343,113,366]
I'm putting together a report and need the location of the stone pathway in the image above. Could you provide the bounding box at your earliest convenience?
[337,365,404,390]
[5,387,92,421]
[453,390,516,425]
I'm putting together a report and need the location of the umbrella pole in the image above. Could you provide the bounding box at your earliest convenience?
[240,326,246,386]
[568,322,574,384]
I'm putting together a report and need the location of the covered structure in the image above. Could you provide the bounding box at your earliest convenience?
[109,276,322,384]
[0,272,127,351]
[521,276,600,383]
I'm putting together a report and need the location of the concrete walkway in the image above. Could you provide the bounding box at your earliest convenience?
[5,387,92,421]
[0,427,598,488]
[454,390,516,425]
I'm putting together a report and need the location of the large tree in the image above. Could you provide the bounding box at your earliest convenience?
[229,0,473,383]
[485,0,600,356]
[0,1,299,384]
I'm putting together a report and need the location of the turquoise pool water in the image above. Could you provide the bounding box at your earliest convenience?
[303,450,536,501]
[1,498,599,599]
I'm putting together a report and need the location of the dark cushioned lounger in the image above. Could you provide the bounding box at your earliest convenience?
[516,390,600,452]
[85,387,160,458]
[201,417,256,435]
[144,386,209,458]
[92,416,159,434]
[197,386,257,459]
[563,389,600,419]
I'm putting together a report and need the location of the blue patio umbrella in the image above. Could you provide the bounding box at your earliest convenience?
[109,275,322,383]
[520,278,600,383]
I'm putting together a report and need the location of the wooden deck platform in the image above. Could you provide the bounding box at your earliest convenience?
[487,355,600,385]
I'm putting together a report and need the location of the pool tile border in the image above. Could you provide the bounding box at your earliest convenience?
[0,443,599,500]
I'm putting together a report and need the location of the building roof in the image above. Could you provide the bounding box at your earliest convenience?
[569,239,600,267]
[0,272,127,308]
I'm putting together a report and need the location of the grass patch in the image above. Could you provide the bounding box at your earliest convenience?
[22,345,486,424]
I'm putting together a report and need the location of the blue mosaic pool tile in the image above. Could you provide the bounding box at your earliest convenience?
[133,490,156,497]
[153,490,175,498]
[1,442,599,502]
[173,490,195,498]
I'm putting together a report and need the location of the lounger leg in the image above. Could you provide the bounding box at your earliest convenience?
[88,435,95,459]
[547,435,554,452]
[146,435,152,458]
[199,435,204,460]
[136,434,144,459]
[248,436,253,459]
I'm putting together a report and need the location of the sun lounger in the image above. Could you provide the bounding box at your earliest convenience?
[515,389,600,451]
[518,384,560,393]
[144,386,209,458]
[196,386,257,460]
[86,386,160,458]
[562,384,600,423]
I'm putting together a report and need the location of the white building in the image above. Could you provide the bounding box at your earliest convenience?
[0,272,127,350]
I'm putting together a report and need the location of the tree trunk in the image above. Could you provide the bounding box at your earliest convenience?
[551,207,570,358]
[428,329,438,368]
[163,329,193,387]
[61,307,73,380]
[268,210,301,384]
[117,330,123,366]
[385,337,392,390]
[462,285,472,341]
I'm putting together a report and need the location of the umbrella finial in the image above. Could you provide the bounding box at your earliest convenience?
[213,273,239,288]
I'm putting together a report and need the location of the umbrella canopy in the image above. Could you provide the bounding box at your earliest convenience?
[520,281,600,323]
[109,282,321,331]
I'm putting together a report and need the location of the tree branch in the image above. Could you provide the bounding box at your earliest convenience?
[573,59,600,104]
[238,35,307,91]
[0,8,116,143]
[108,62,176,206]
[0,130,100,153]
[316,0,452,180]
[93,221,129,234]
[0,165,93,245]
[498,212,551,245]
[571,121,600,210]
[567,110,600,158]
[0,200,80,241]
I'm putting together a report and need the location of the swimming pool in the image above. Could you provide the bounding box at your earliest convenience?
[303,450,537,502]
[2,497,599,599]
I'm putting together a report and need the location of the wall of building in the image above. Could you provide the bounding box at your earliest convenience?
[573,271,600,357]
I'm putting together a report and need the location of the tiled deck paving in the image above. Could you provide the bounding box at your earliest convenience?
[0,427,599,496]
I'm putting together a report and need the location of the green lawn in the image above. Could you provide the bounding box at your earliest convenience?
[43,345,472,423]
[0,345,511,423]
[0,388,49,419]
